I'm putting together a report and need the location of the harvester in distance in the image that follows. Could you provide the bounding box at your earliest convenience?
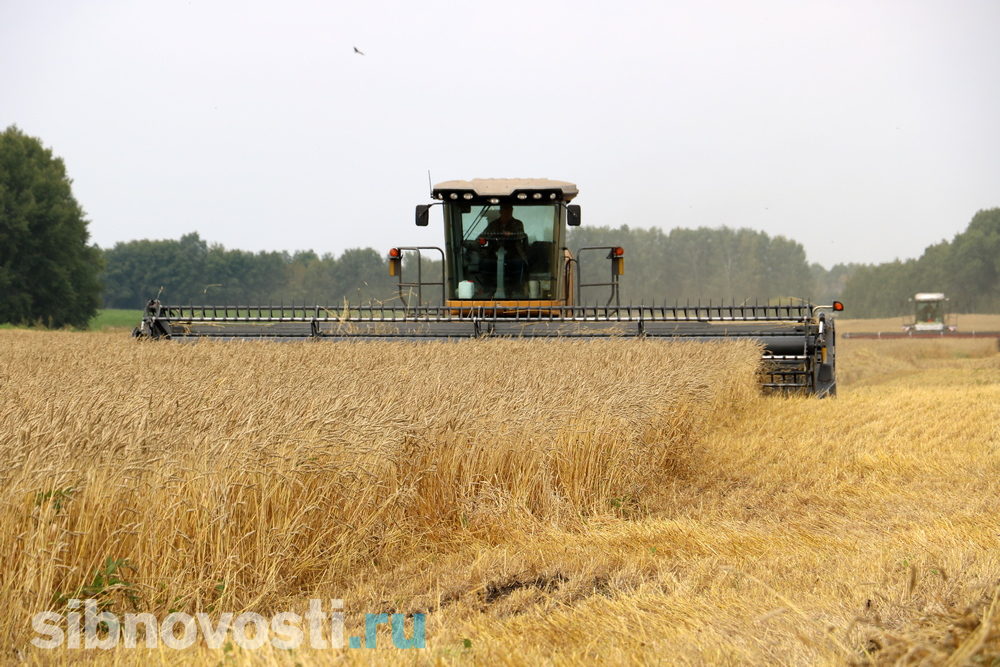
[136,178,843,396]
[905,293,955,333]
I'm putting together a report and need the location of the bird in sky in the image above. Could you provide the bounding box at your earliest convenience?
[353,46,365,55]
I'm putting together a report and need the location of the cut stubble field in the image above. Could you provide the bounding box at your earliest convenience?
[835,313,1000,335]
[1,324,998,664]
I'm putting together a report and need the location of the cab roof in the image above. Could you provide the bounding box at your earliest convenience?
[432,178,579,202]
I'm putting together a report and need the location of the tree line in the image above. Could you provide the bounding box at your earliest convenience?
[568,225,826,306]
[101,233,399,308]
[98,210,999,316]
[98,226,824,309]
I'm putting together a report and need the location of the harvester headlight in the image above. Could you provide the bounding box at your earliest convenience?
[550,193,556,200]
[488,197,499,204]
[517,193,528,200]
[449,193,458,200]
[463,193,473,200]
[532,193,542,199]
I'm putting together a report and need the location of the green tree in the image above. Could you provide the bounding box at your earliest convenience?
[0,126,102,327]
[841,208,1000,317]
[100,237,404,308]
[810,262,861,305]
[567,224,815,304]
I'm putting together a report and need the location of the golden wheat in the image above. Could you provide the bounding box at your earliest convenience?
[1,328,998,665]
[1,331,760,662]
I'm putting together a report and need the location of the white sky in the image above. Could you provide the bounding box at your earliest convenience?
[2,0,998,267]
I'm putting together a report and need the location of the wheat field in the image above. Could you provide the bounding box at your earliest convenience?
[1,325,998,665]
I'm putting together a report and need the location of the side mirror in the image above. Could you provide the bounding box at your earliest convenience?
[415,204,431,227]
[567,204,581,226]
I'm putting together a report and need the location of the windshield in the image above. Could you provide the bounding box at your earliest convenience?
[915,301,944,323]
[446,204,561,300]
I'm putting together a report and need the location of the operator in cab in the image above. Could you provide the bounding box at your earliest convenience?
[477,204,530,297]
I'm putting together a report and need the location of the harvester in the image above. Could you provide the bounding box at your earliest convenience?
[136,178,843,396]
[905,293,954,333]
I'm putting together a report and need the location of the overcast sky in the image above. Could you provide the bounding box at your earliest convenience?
[2,0,997,267]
